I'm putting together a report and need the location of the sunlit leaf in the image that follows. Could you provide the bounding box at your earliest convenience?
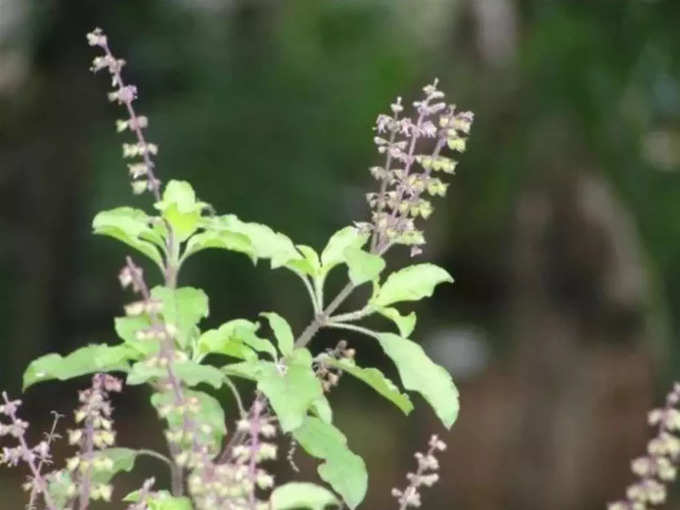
[270,482,340,510]
[197,319,259,361]
[371,263,453,307]
[152,286,209,350]
[376,307,417,338]
[127,360,224,389]
[320,227,369,275]
[154,180,208,242]
[23,344,137,390]
[92,207,164,268]
[343,246,385,286]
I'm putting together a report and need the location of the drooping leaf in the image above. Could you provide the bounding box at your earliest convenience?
[154,180,208,242]
[377,307,417,338]
[92,207,164,268]
[183,230,253,261]
[293,417,367,510]
[371,263,453,307]
[221,359,263,381]
[151,286,209,350]
[260,312,294,357]
[343,246,385,286]
[375,333,459,428]
[323,357,413,415]
[151,390,226,449]
[320,227,369,275]
[206,215,302,269]
[127,360,224,389]
[197,319,259,361]
[270,482,340,510]
[257,349,323,432]
[23,344,137,390]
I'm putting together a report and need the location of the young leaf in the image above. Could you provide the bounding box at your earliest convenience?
[292,417,368,510]
[151,390,226,449]
[371,263,453,307]
[148,496,193,510]
[270,482,340,510]
[375,333,459,428]
[323,357,413,415]
[257,349,323,432]
[206,215,302,269]
[152,286,209,350]
[377,307,417,338]
[93,207,164,269]
[343,246,385,286]
[320,227,369,275]
[127,360,224,389]
[200,319,276,360]
[154,180,208,242]
[197,319,259,361]
[23,344,137,390]
[260,312,295,357]
[285,245,322,276]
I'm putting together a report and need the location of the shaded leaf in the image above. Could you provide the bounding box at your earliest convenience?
[127,360,224,389]
[293,417,367,510]
[376,333,459,428]
[323,357,413,415]
[377,307,417,338]
[260,312,295,357]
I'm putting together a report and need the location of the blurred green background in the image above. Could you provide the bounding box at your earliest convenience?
[2,1,680,509]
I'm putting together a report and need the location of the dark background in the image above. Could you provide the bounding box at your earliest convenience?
[2,1,680,509]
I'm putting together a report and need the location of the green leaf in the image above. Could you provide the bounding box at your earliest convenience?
[320,227,369,275]
[343,246,385,286]
[91,448,138,484]
[286,245,322,276]
[323,357,413,415]
[92,207,164,268]
[183,230,253,261]
[371,263,453,307]
[377,307,417,338]
[46,471,74,508]
[149,496,193,510]
[375,333,459,428]
[23,344,136,390]
[201,319,276,360]
[207,215,302,269]
[127,360,224,389]
[222,360,262,381]
[151,390,226,449]
[271,482,340,510]
[260,312,294,357]
[293,417,367,510]
[311,395,333,424]
[114,315,159,357]
[152,286,209,350]
[197,319,259,361]
[154,180,208,242]
[257,349,323,432]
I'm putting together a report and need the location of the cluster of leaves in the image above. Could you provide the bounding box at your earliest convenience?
[1,28,472,510]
